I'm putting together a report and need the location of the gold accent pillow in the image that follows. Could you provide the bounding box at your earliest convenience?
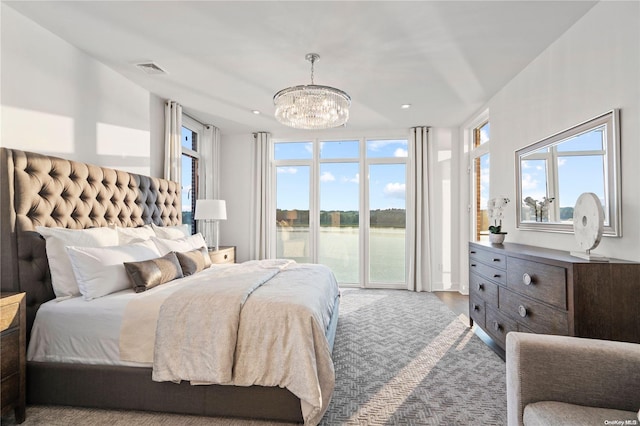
[175,247,212,276]
[124,252,184,293]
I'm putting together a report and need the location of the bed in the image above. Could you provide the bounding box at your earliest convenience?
[0,147,340,425]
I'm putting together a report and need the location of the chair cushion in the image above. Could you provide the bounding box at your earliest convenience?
[524,401,637,426]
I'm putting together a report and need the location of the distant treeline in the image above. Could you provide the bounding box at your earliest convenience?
[560,207,574,220]
[276,209,406,228]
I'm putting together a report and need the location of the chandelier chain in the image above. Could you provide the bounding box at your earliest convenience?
[310,57,315,85]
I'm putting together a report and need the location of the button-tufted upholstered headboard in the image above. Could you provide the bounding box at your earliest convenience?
[0,148,181,337]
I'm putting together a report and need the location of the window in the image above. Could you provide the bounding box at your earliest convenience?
[471,119,490,241]
[181,115,204,234]
[273,138,408,288]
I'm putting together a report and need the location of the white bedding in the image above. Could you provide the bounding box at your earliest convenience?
[27,265,235,366]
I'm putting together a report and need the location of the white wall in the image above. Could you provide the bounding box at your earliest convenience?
[461,2,640,264]
[220,133,254,262]
[1,5,160,176]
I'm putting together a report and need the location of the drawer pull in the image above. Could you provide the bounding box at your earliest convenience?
[492,258,500,262]
[224,254,228,259]
[472,304,479,312]
[493,321,501,332]
[518,305,528,318]
[470,251,477,254]
[471,264,477,268]
[522,273,532,285]
[477,283,484,291]
[493,274,501,278]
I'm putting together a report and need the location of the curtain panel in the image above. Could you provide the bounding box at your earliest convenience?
[407,126,433,291]
[197,125,221,239]
[250,132,272,260]
[164,101,182,182]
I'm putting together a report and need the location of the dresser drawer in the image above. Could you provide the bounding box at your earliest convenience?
[469,248,506,270]
[1,329,19,375]
[507,257,567,309]
[499,288,569,335]
[469,261,506,285]
[0,301,20,332]
[469,294,486,329]
[485,306,518,347]
[469,273,498,306]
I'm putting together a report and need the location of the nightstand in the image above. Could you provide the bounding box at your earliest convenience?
[1,292,26,424]
[209,246,235,264]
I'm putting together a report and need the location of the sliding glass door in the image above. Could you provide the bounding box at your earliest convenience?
[273,138,408,289]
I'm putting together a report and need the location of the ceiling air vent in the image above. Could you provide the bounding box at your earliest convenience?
[135,62,168,75]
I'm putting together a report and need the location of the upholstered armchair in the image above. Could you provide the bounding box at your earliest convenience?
[506,332,640,426]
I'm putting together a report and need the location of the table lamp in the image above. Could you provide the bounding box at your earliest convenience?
[194,199,227,250]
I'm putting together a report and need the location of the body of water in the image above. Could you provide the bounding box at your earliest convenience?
[277,227,406,286]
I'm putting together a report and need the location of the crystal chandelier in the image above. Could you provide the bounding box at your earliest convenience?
[274,53,351,130]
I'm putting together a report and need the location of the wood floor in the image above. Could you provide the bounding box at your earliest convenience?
[433,291,468,317]
[433,291,505,359]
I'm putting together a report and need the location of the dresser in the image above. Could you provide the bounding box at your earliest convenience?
[1,292,26,423]
[469,242,640,350]
[209,246,235,265]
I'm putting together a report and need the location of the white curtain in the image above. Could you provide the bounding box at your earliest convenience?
[250,132,272,260]
[164,101,182,182]
[407,126,433,291]
[197,125,221,240]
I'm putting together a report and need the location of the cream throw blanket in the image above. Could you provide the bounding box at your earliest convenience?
[119,260,339,425]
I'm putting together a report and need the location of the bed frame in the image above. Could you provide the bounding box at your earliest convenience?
[0,148,339,423]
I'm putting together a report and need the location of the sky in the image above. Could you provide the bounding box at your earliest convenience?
[275,139,408,212]
[520,127,606,213]
[179,133,408,216]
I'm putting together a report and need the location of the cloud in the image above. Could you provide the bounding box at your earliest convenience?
[479,128,490,144]
[368,139,407,152]
[277,167,298,174]
[557,158,567,166]
[521,173,539,190]
[320,171,335,182]
[384,182,405,199]
[394,148,408,157]
[341,173,359,184]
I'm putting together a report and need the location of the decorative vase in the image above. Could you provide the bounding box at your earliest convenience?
[489,233,506,244]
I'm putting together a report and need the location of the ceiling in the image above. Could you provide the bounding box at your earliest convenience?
[5,1,597,136]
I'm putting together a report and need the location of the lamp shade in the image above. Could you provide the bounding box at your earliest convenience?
[194,199,227,220]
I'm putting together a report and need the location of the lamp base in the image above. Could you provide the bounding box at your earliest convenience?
[570,250,609,262]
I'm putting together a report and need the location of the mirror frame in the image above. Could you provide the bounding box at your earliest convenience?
[515,109,621,236]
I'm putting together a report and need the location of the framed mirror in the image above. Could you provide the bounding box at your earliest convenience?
[515,110,621,236]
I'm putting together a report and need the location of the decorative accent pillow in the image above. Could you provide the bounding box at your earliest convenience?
[124,252,184,293]
[66,240,161,300]
[151,223,190,239]
[151,233,208,256]
[175,247,212,276]
[115,225,156,245]
[35,226,119,300]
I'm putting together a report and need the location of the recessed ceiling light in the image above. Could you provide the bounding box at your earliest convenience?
[251,110,261,115]
[400,104,412,109]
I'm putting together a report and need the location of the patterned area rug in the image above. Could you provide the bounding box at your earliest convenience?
[2,289,506,425]
[323,289,506,425]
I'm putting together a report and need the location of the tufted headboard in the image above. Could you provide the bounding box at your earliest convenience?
[0,148,181,337]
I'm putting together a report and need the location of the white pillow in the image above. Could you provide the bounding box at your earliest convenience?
[151,233,208,256]
[116,225,156,245]
[151,223,190,239]
[66,240,162,301]
[36,226,119,300]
